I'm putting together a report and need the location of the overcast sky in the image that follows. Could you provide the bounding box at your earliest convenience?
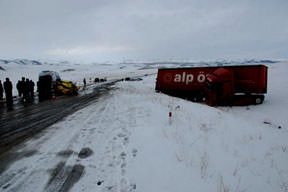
[0,0,287,62]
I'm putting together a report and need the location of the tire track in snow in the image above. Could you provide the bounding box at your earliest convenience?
[0,103,107,192]
[67,88,137,192]
[0,81,141,192]
[0,85,118,192]
[44,102,110,192]
[0,81,119,153]
[45,90,136,192]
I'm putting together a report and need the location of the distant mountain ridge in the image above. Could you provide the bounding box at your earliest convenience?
[122,59,280,67]
[0,59,42,65]
[0,58,280,68]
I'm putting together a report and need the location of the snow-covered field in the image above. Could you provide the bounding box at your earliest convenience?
[0,59,157,96]
[0,60,287,192]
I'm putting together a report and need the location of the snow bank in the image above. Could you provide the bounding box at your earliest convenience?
[111,62,288,192]
[0,60,287,192]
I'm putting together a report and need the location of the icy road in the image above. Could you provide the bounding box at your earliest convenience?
[0,81,119,153]
[0,62,288,192]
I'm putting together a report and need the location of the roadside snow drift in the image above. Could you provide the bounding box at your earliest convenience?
[0,60,287,192]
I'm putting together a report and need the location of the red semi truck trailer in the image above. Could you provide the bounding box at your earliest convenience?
[155,65,268,106]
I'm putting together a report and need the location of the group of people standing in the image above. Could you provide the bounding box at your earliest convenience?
[16,77,35,102]
[0,77,35,107]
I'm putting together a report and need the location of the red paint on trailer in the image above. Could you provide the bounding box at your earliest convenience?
[155,65,268,105]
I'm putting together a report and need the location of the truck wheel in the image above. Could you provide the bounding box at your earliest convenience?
[255,97,263,104]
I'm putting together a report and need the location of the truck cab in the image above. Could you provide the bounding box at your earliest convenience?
[205,67,265,106]
[206,68,235,105]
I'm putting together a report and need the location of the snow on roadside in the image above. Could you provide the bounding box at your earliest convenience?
[107,71,287,192]
[75,62,287,191]
[109,62,287,192]
[0,61,287,192]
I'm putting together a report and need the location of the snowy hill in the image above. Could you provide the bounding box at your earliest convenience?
[0,58,281,88]
[0,59,287,192]
[0,59,42,66]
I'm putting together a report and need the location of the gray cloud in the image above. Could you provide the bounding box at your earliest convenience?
[0,0,287,62]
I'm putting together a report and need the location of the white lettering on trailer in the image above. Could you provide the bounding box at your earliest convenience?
[182,72,186,82]
[197,72,206,83]
[174,73,194,85]
[174,74,181,82]
[186,74,194,85]
[172,71,206,84]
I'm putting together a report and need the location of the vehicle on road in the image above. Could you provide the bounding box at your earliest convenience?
[38,71,78,101]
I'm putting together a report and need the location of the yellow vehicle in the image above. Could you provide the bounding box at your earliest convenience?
[56,80,78,95]
[38,71,78,101]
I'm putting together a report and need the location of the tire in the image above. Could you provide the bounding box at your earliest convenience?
[255,97,263,104]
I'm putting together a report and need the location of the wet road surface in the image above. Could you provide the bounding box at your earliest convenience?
[0,81,119,154]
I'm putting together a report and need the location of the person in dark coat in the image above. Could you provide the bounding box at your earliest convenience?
[3,78,13,105]
[0,80,3,100]
[83,78,86,87]
[37,80,43,101]
[16,80,22,97]
[19,77,25,100]
[23,78,30,102]
[29,80,35,98]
